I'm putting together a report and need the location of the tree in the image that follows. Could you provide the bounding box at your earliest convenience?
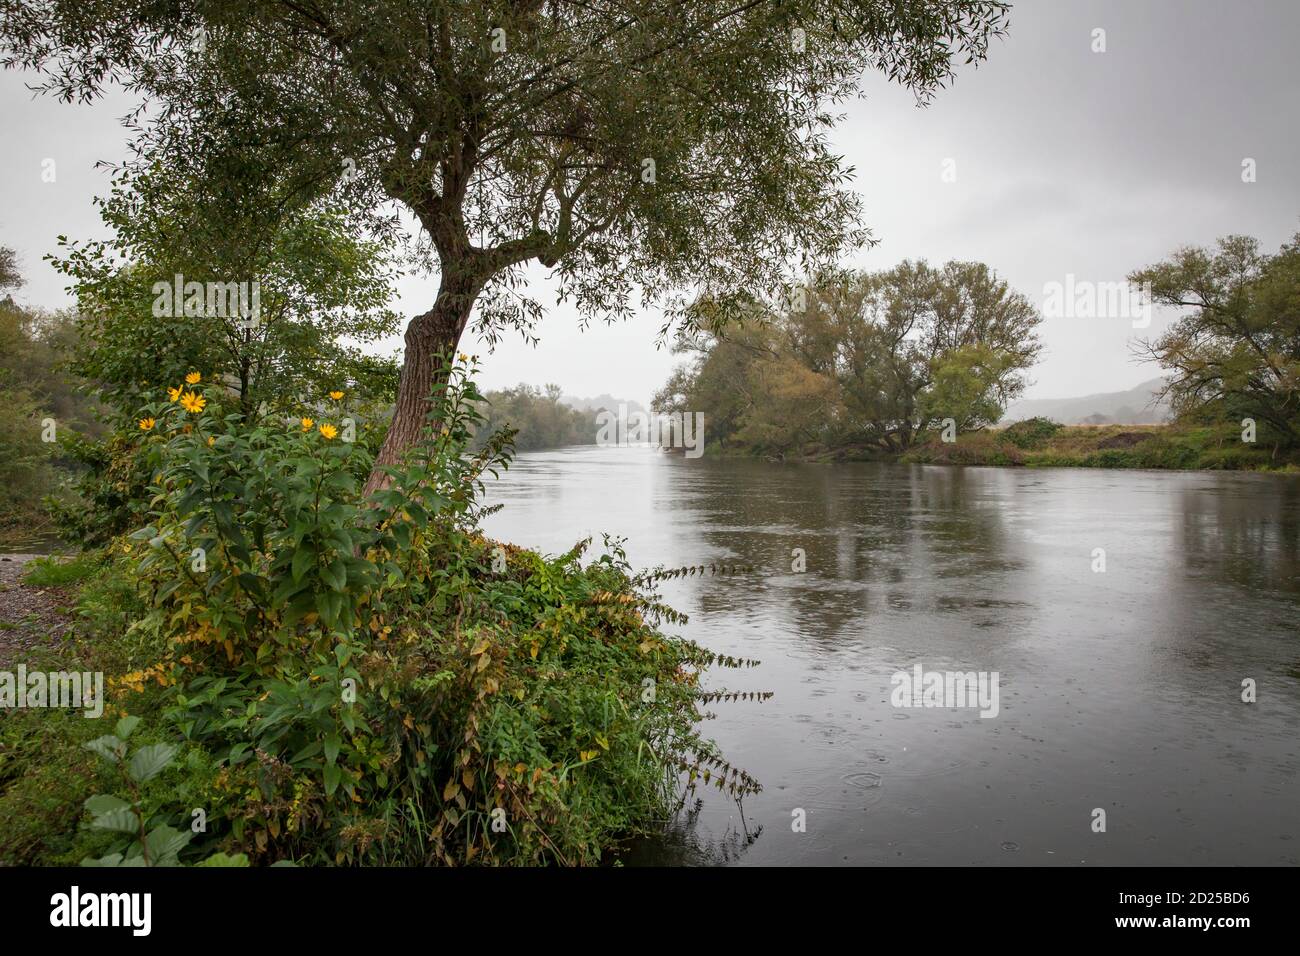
[0,244,21,294]
[52,162,402,418]
[3,0,1010,491]
[1131,232,1300,447]
[655,260,1041,456]
[0,248,103,532]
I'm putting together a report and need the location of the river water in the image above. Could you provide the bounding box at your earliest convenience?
[481,445,1300,866]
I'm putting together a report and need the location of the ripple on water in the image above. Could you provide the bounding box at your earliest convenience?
[843,771,883,790]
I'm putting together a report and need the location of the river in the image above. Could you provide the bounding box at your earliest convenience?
[481,445,1300,866]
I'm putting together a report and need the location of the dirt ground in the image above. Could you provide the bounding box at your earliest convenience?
[0,555,76,668]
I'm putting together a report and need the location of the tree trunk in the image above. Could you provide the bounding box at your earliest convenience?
[362,268,483,498]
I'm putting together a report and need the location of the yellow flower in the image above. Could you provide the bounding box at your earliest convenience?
[328,390,344,401]
[185,371,201,385]
[457,353,468,363]
[318,423,339,440]
[207,436,215,447]
[168,386,182,402]
[179,391,206,414]
[300,417,314,431]
[138,417,156,431]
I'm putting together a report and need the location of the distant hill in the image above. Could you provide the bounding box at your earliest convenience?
[560,393,646,415]
[1001,377,1171,425]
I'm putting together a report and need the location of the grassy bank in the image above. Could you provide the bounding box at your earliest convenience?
[901,420,1299,471]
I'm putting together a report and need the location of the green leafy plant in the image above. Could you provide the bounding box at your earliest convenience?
[80,715,247,867]
[88,357,764,866]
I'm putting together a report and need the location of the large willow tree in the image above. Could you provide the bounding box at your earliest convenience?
[2,0,1009,491]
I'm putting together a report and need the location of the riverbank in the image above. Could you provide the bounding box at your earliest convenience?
[706,421,1299,472]
[901,422,1298,471]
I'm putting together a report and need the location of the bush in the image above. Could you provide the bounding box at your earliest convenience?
[1001,416,1062,450]
[0,361,760,867]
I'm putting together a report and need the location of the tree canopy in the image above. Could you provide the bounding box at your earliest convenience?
[2,0,1011,488]
[51,162,403,418]
[1132,231,1300,447]
[654,261,1042,457]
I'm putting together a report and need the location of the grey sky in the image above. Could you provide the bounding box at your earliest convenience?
[2,0,1297,407]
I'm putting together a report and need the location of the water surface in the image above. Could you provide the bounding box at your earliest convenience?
[482,447,1300,865]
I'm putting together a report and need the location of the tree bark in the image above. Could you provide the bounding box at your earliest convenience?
[362,267,484,498]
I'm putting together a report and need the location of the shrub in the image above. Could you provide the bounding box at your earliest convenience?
[1001,417,1062,450]
[66,359,761,866]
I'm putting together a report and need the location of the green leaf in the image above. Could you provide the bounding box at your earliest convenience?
[323,762,341,796]
[114,715,142,740]
[85,794,131,816]
[291,547,315,583]
[321,557,347,592]
[145,825,192,865]
[323,732,341,767]
[127,743,179,783]
[89,807,140,834]
[84,735,124,764]
[197,852,250,867]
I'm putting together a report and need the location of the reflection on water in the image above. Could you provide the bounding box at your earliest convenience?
[0,529,67,556]
[483,447,1300,866]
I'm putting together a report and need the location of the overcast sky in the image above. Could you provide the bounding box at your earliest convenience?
[2,0,1297,407]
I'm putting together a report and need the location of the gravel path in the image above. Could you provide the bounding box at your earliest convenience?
[0,555,76,668]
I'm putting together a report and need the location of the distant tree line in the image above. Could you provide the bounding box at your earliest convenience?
[475,384,602,452]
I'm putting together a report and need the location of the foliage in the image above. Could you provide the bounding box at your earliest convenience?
[50,163,402,420]
[21,161,404,544]
[21,552,105,588]
[0,243,21,292]
[0,707,108,866]
[80,714,248,867]
[0,257,104,538]
[1,0,1011,480]
[0,361,762,867]
[45,428,154,547]
[1001,416,1063,450]
[902,422,1292,470]
[1131,231,1300,449]
[655,261,1042,458]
